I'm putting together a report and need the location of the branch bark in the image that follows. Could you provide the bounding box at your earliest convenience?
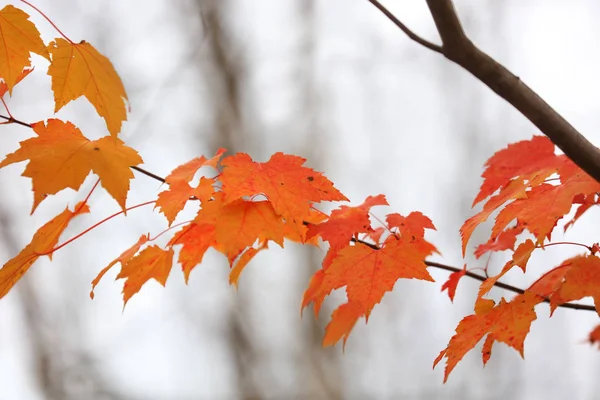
[367,0,600,184]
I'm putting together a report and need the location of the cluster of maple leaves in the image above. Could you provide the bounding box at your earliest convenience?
[0,2,598,383]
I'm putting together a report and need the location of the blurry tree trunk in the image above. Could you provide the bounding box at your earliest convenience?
[295,1,343,399]
[195,1,261,399]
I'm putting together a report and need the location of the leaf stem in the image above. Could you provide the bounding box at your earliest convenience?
[37,200,156,256]
[19,0,74,44]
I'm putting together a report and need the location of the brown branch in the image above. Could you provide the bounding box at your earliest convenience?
[367,0,600,184]
[365,0,442,54]
[0,113,595,312]
[352,238,595,312]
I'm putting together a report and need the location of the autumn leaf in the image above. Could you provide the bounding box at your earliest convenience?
[215,199,285,264]
[527,264,571,298]
[155,149,225,225]
[169,222,216,283]
[441,265,466,302]
[461,179,528,256]
[47,38,127,136]
[434,291,542,382]
[115,245,174,305]
[476,240,536,300]
[307,194,388,269]
[220,152,348,238]
[323,301,363,347]
[229,241,269,287]
[306,227,436,345]
[0,119,142,212]
[492,171,600,244]
[90,234,150,299]
[0,67,33,98]
[550,255,600,315]
[473,136,560,206]
[588,324,600,349]
[0,202,89,299]
[0,5,49,94]
[474,224,525,259]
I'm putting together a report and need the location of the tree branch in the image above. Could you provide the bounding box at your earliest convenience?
[365,0,442,54]
[367,0,600,184]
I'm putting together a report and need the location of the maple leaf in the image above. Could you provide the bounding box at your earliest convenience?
[47,38,127,136]
[229,241,269,287]
[474,224,525,259]
[588,324,600,349]
[473,136,559,206]
[527,264,571,298]
[492,171,600,244]
[550,255,600,315]
[461,179,528,255]
[434,291,542,382]
[155,149,225,225]
[169,222,216,283]
[0,119,142,212]
[323,301,363,347]
[0,202,89,299]
[0,67,33,98]
[115,245,174,305]
[441,265,466,302]
[306,228,436,345]
[307,194,388,269]
[90,234,150,299]
[215,199,285,264]
[0,5,49,94]
[476,240,536,300]
[220,152,348,238]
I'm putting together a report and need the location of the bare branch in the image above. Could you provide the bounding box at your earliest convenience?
[366,0,442,54]
[422,0,600,183]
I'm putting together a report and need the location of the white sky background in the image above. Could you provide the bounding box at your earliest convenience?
[0,0,599,399]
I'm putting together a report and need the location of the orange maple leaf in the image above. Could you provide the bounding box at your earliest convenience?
[307,194,388,269]
[115,245,174,305]
[550,255,600,315]
[527,264,571,298]
[434,291,542,382]
[0,119,142,212]
[90,234,150,299]
[473,136,559,206]
[492,171,600,244]
[229,241,269,287]
[588,324,600,349]
[305,218,436,345]
[220,152,348,238]
[476,239,536,300]
[441,265,467,302]
[155,150,225,225]
[215,199,285,264]
[0,5,49,94]
[0,67,33,98]
[0,202,89,299]
[169,222,216,283]
[47,38,128,136]
[474,224,525,259]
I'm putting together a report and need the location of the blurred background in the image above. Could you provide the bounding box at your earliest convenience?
[0,0,599,398]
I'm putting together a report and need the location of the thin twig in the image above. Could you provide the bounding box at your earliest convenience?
[365,0,442,54]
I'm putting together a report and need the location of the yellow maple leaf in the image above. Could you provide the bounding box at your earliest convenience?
[47,38,127,136]
[0,5,49,94]
[0,202,89,299]
[0,119,142,212]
